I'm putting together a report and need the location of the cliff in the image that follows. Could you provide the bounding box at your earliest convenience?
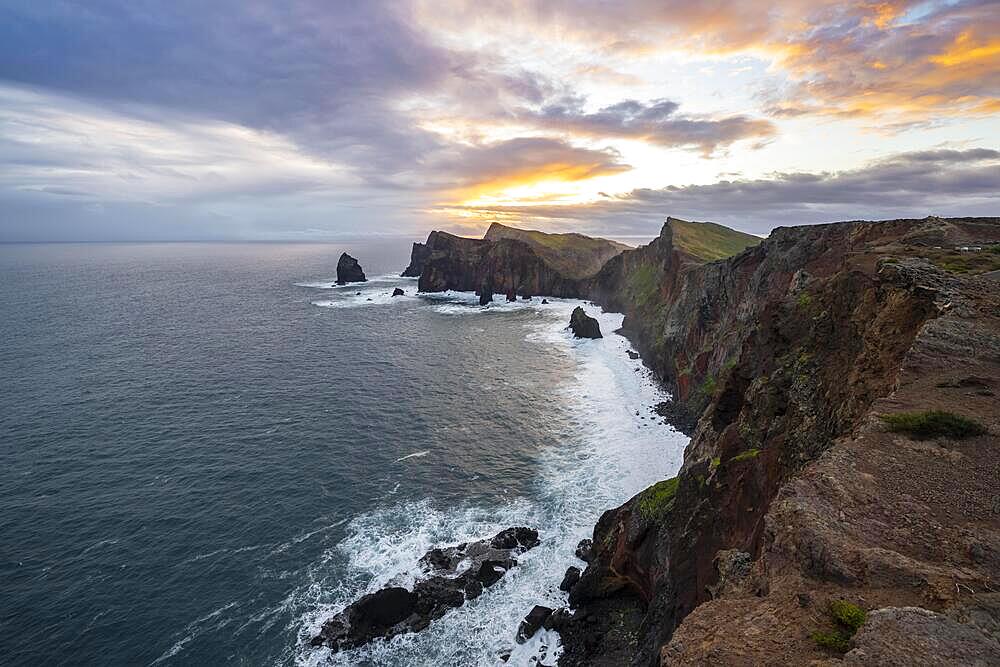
[563,215,1000,665]
[401,223,630,296]
[483,222,631,279]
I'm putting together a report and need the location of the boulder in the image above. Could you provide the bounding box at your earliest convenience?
[542,299,549,304]
[627,350,640,360]
[569,307,602,339]
[560,566,582,592]
[392,288,405,297]
[336,253,367,284]
[506,289,517,302]
[516,605,554,643]
[479,288,493,306]
[312,526,540,653]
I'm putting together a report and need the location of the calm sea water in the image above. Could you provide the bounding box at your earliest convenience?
[0,241,686,666]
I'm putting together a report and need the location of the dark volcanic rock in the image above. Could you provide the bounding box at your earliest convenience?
[392,287,405,297]
[479,286,493,306]
[516,605,553,644]
[311,526,539,652]
[575,539,593,563]
[560,566,581,592]
[569,306,602,339]
[542,298,549,304]
[336,253,366,284]
[401,241,431,277]
[627,350,640,359]
[506,289,517,302]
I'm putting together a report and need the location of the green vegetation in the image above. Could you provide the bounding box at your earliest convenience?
[811,630,851,653]
[729,448,761,464]
[627,263,660,307]
[880,410,986,439]
[669,218,761,262]
[637,477,679,520]
[697,374,718,400]
[829,600,867,631]
[709,456,721,471]
[796,292,813,308]
[812,600,867,654]
[918,247,1000,275]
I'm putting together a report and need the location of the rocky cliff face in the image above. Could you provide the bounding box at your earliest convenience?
[562,216,1000,665]
[403,230,588,298]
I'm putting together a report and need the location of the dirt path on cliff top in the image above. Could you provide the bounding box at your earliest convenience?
[662,269,1000,665]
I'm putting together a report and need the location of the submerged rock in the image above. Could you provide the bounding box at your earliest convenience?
[392,288,405,297]
[569,307,602,339]
[311,526,539,653]
[336,253,367,284]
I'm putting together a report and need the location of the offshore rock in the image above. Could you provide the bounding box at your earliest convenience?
[311,526,539,652]
[336,253,366,284]
[391,287,405,297]
[569,307,602,339]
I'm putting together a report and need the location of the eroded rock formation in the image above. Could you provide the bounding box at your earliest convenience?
[336,253,366,284]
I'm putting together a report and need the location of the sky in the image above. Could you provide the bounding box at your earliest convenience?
[0,0,997,242]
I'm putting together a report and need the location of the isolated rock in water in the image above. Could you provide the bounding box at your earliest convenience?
[506,289,517,302]
[516,605,554,643]
[542,299,549,304]
[560,566,581,592]
[569,307,602,339]
[627,350,640,360]
[392,288,405,297]
[311,526,540,652]
[336,253,367,284]
[479,286,494,306]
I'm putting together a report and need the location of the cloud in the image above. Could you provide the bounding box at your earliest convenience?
[417,0,1000,122]
[445,147,1000,236]
[520,98,775,155]
[436,137,630,194]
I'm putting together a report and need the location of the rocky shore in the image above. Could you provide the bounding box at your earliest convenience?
[401,215,1000,665]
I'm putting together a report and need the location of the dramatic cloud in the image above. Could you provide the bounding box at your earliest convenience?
[420,0,1000,122]
[447,148,1000,236]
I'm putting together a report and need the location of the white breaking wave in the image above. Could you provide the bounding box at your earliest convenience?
[394,450,430,463]
[292,292,689,667]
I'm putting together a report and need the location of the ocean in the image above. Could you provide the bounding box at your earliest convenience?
[0,241,688,666]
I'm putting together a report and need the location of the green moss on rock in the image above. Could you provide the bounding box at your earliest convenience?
[637,477,679,520]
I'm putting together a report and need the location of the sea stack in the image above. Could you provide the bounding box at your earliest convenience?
[569,306,602,339]
[336,253,367,285]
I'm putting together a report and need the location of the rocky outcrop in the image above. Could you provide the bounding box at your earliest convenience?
[484,222,630,279]
[392,287,404,297]
[559,216,1000,665]
[336,253,366,284]
[311,527,539,653]
[569,307,602,339]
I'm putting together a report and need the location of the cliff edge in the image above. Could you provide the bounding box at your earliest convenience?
[563,216,1000,665]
